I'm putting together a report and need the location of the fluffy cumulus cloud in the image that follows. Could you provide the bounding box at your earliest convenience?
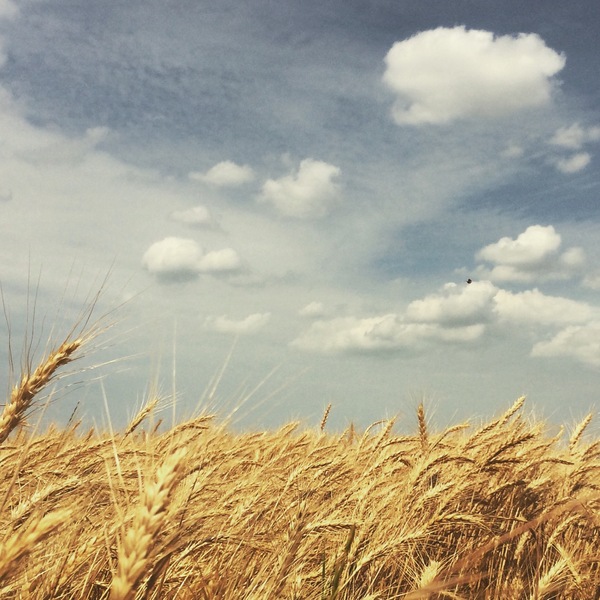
[189,161,255,187]
[292,271,597,356]
[292,315,484,354]
[197,248,242,273]
[258,158,341,218]
[531,322,600,367]
[475,225,584,282]
[493,289,593,325]
[405,280,497,325]
[141,237,204,279]
[170,205,214,227]
[383,26,565,125]
[142,237,241,281]
[205,312,271,335]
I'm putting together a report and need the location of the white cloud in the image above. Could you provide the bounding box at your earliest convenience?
[477,225,561,267]
[142,237,204,278]
[475,225,584,282]
[405,280,497,326]
[142,237,242,280]
[189,160,255,187]
[531,322,600,367]
[197,248,242,273]
[494,288,593,325]
[259,158,341,218]
[299,301,327,318]
[554,152,591,174]
[292,314,484,354]
[205,312,271,335]
[549,123,600,150]
[383,26,565,125]
[170,205,213,227]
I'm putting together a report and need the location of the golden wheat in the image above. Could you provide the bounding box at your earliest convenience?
[0,319,599,599]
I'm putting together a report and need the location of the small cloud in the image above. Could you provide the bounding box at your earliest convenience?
[554,152,591,174]
[142,237,204,281]
[142,237,242,282]
[549,123,600,150]
[205,312,271,335]
[298,301,327,318]
[475,225,584,282]
[189,161,255,187]
[531,322,600,367]
[259,158,341,219]
[170,205,214,227]
[383,26,565,125]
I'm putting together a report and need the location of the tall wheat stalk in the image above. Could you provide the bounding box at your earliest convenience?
[110,447,186,600]
[0,338,84,444]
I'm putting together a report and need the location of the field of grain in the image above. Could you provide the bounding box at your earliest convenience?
[1,325,599,599]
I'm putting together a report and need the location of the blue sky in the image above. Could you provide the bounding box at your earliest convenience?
[1,0,600,431]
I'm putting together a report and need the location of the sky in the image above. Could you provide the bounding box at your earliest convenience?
[1,0,600,432]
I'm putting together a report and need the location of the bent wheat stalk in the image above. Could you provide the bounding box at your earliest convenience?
[0,338,84,444]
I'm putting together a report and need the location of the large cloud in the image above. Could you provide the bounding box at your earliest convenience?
[405,280,497,326]
[142,237,242,281]
[292,314,484,354]
[258,158,341,219]
[531,322,600,367]
[292,277,596,356]
[383,26,565,125]
[475,225,584,282]
[189,161,255,187]
[494,289,593,325]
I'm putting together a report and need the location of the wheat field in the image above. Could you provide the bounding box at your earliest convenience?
[0,323,599,599]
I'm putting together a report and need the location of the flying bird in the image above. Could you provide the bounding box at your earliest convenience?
[466,278,472,284]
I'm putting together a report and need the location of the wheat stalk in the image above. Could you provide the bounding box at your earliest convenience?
[0,509,71,582]
[110,447,186,600]
[0,338,83,444]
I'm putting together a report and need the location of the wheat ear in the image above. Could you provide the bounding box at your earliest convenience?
[0,338,83,444]
[110,447,186,600]
[0,509,71,582]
